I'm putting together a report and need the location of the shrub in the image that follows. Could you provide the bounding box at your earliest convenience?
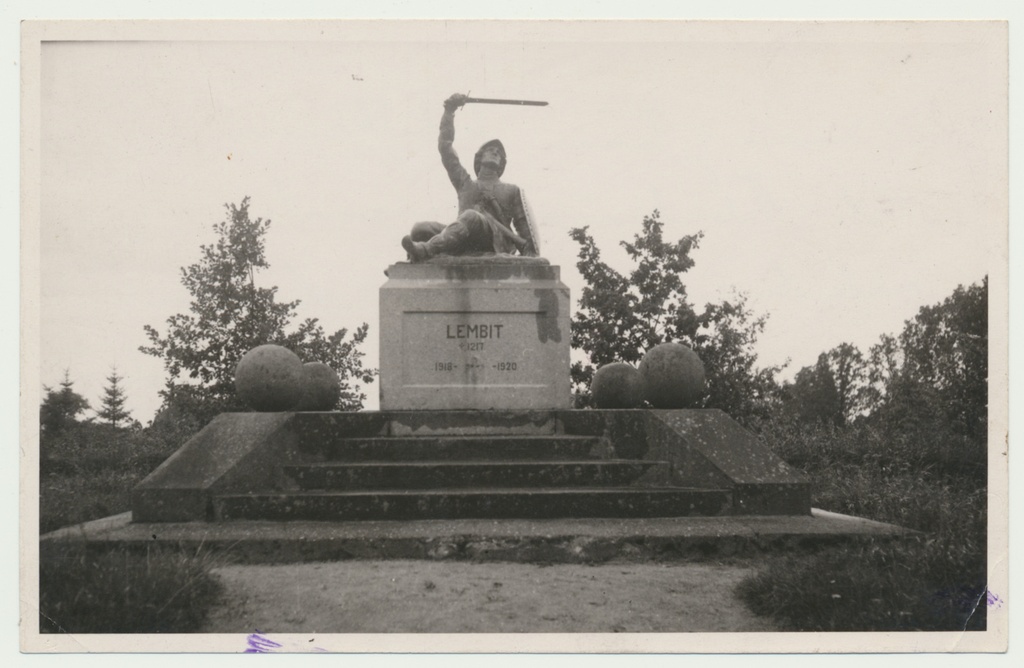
[737,536,986,632]
[39,540,223,633]
[40,421,190,534]
[40,469,139,535]
[738,415,987,631]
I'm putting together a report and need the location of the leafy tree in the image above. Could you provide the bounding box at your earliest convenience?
[862,333,901,414]
[900,277,988,441]
[868,277,988,444]
[569,211,701,382]
[141,197,375,423]
[40,370,91,435]
[570,210,782,421]
[784,353,842,426]
[694,295,782,421]
[827,342,868,424]
[785,342,868,427]
[96,367,132,429]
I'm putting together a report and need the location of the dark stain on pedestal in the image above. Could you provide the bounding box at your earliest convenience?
[534,288,562,343]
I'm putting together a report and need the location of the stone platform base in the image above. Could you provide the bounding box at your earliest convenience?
[44,510,915,565]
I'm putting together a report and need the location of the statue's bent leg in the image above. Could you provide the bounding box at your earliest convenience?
[462,211,495,252]
[410,221,445,242]
[402,211,493,262]
[424,211,493,256]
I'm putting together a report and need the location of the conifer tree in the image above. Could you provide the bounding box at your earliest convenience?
[96,367,132,429]
[40,370,90,435]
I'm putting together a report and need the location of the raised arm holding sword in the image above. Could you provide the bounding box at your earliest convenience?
[401,92,547,261]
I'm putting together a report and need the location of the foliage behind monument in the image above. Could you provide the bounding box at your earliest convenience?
[141,198,375,425]
[780,276,988,464]
[569,211,782,421]
[744,277,989,631]
[39,370,91,436]
[96,367,132,429]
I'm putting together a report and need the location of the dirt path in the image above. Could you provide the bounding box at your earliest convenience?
[202,560,776,633]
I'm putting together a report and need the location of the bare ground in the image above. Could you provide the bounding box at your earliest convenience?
[202,559,776,633]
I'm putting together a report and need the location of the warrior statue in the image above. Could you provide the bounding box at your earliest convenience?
[401,92,541,261]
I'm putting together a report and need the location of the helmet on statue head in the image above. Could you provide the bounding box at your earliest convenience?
[474,139,506,177]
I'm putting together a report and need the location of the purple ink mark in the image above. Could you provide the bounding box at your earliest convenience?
[245,632,283,653]
[986,590,1003,609]
[245,632,328,653]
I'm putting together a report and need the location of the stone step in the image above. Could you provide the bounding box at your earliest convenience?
[212,487,733,521]
[288,411,560,443]
[303,435,601,462]
[385,411,560,436]
[283,459,666,490]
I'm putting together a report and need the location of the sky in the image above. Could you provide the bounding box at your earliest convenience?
[30,19,1007,423]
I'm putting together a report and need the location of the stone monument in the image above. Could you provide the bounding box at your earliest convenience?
[381,93,571,410]
[129,92,810,527]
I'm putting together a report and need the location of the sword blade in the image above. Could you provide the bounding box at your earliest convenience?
[464,97,548,106]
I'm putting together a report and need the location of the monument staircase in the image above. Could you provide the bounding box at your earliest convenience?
[132,409,809,523]
[211,412,733,522]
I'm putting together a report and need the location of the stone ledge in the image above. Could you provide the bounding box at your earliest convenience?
[384,259,559,282]
[404,254,550,265]
[41,510,918,565]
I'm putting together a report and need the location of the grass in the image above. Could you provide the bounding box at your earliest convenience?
[736,536,986,632]
[38,421,226,634]
[40,469,140,535]
[39,539,223,633]
[736,417,988,632]
[39,422,186,534]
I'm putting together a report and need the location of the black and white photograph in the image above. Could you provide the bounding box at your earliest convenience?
[18,13,1010,655]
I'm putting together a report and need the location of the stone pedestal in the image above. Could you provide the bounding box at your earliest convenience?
[379,257,572,410]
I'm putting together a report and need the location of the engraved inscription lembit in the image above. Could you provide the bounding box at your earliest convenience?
[402,312,543,387]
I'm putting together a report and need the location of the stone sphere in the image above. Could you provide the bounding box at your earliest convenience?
[590,362,644,409]
[234,344,305,411]
[294,362,341,411]
[639,342,706,408]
